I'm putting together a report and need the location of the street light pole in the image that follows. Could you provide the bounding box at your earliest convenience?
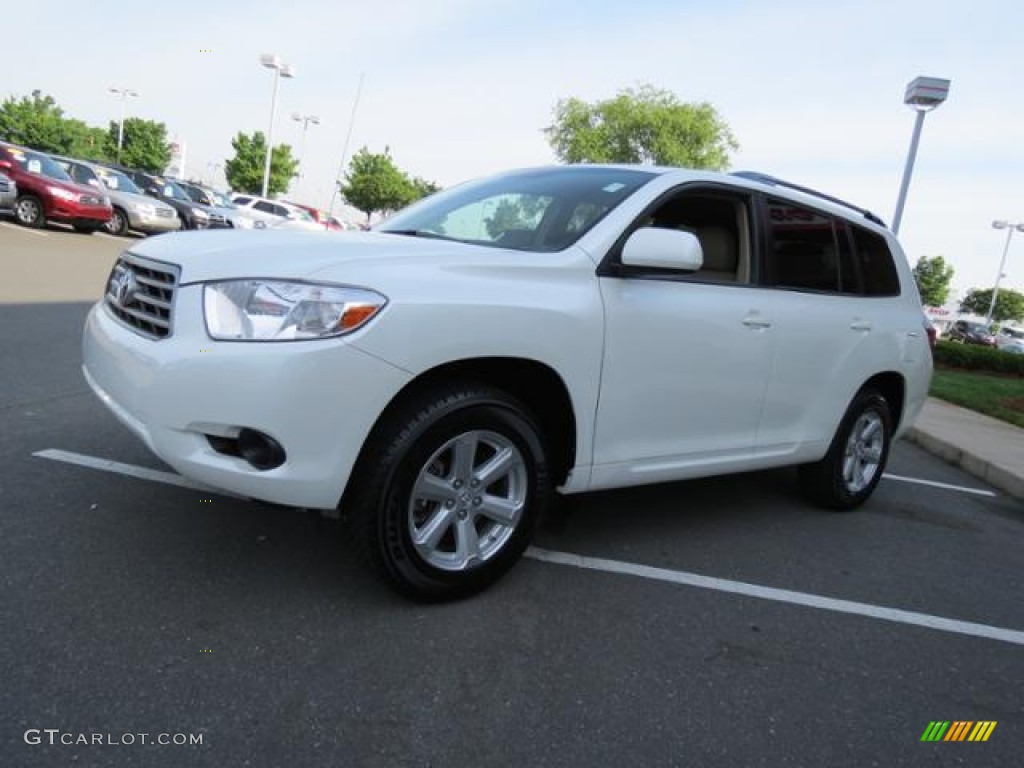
[109,87,139,163]
[987,220,1024,324]
[891,76,950,235]
[259,54,294,198]
[291,113,321,181]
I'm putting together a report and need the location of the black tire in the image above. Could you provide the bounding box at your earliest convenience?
[345,384,552,601]
[106,208,128,236]
[14,195,45,228]
[798,389,892,511]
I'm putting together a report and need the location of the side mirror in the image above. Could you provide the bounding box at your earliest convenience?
[621,227,703,271]
[88,179,101,188]
[145,187,159,197]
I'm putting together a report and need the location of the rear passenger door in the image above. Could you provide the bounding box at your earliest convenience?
[754,199,899,451]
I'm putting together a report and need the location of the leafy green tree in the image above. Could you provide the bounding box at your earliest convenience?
[545,84,739,169]
[912,255,955,307]
[107,118,171,173]
[224,131,298,196]
[338,147,418,222]
[409,176,441,199]
[959,287,1024,323]
[0,92,84,154]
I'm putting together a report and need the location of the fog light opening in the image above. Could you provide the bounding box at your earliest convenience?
[237,428,286,471]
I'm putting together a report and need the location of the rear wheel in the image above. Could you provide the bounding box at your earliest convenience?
[798,389,892,510]
[346,384,552,601]
[14,195,45,228]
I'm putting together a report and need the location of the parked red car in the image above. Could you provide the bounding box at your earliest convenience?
[0,143,112,232]
[284,200,345,231]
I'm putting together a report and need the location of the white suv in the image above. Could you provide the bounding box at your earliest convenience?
[82,165,933,599]
[229,194,325,231]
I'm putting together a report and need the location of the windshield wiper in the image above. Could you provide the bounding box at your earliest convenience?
[380,229,465,243]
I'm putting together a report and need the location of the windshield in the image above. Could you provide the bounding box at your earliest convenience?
[157,179,193,202]
[97,169,143,195]
[377,166,655,252]
[7,148,73,181]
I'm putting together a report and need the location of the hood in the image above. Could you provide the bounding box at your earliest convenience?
[124,229,513,284]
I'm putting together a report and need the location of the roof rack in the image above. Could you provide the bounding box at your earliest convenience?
[730,171,888,228]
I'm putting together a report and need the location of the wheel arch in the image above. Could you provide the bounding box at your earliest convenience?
[347,356,578,496]
[859,371,906,432]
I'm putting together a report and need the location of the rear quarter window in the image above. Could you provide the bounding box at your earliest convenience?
[850,226,900,297]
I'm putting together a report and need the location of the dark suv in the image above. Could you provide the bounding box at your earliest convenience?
[947,320,996,347]
[0,143,112,232]
[100,164,230,230]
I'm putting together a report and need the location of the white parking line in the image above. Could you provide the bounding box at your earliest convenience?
[882,473,996,497]
[525,548,1024,647]
[33,448,245,499]
[0,221,48,237]
[32,447,1024,646]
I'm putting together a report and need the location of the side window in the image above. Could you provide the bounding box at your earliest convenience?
[765,200,858,294]
[233,196,252,206]
[849,225,900,297]
[253,201,278,215]
[634,190,752,284]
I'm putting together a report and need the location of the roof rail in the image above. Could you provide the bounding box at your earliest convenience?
[730,171,888,229]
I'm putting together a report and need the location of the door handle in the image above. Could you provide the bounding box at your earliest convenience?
[742,314,772,329]
[850,320,872,332]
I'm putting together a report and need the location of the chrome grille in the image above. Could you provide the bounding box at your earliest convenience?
[156,208,175,218]
[81,195,104,205]
[104,253,179,339]
[0,179,11,193]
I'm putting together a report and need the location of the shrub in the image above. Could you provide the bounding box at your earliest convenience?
[933,340,1024,376]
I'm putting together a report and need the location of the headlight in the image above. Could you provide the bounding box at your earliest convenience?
[191,207,210,219]
[203,281,388,341]
[49,186,78,202]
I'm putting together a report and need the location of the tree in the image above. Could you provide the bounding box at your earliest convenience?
[224,131,298,196]
[0,92,86,154]
[912,255,955,307]
[107,118,171,173]
[338,147,418,222]
[959,288,1024,324]
[544,84,739,169]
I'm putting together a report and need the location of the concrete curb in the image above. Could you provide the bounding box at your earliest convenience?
[905,427,1024,501]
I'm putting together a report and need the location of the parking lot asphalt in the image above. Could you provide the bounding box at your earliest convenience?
[2,224,1023,767]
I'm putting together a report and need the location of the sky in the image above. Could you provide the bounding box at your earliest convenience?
[6,0,1024,300]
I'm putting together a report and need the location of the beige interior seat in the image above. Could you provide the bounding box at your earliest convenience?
[688,225,738,282]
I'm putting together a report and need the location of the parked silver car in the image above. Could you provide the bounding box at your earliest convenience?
[51,156,181,237]
[0,170,16,212]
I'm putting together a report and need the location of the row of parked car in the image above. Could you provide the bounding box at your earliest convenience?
[944,319,1024,354]
[0,140,356,238]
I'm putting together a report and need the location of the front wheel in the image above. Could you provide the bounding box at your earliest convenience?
[798,389,892,511]
[346,384,552,601]
[105,208,128,236]
[15,195,45,228]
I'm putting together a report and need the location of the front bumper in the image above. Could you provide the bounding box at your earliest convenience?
[49,201,111,225]
[81,289,412,509]
[129,210,181,234]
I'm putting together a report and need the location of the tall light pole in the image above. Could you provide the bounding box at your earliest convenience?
[108,87,139,163]
[291,112,320,182]
[891,76,950,235]
[259,54,295,198]
[986,220,1024,324]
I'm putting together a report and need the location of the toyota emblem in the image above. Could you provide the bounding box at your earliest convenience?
[110,269,138,308]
